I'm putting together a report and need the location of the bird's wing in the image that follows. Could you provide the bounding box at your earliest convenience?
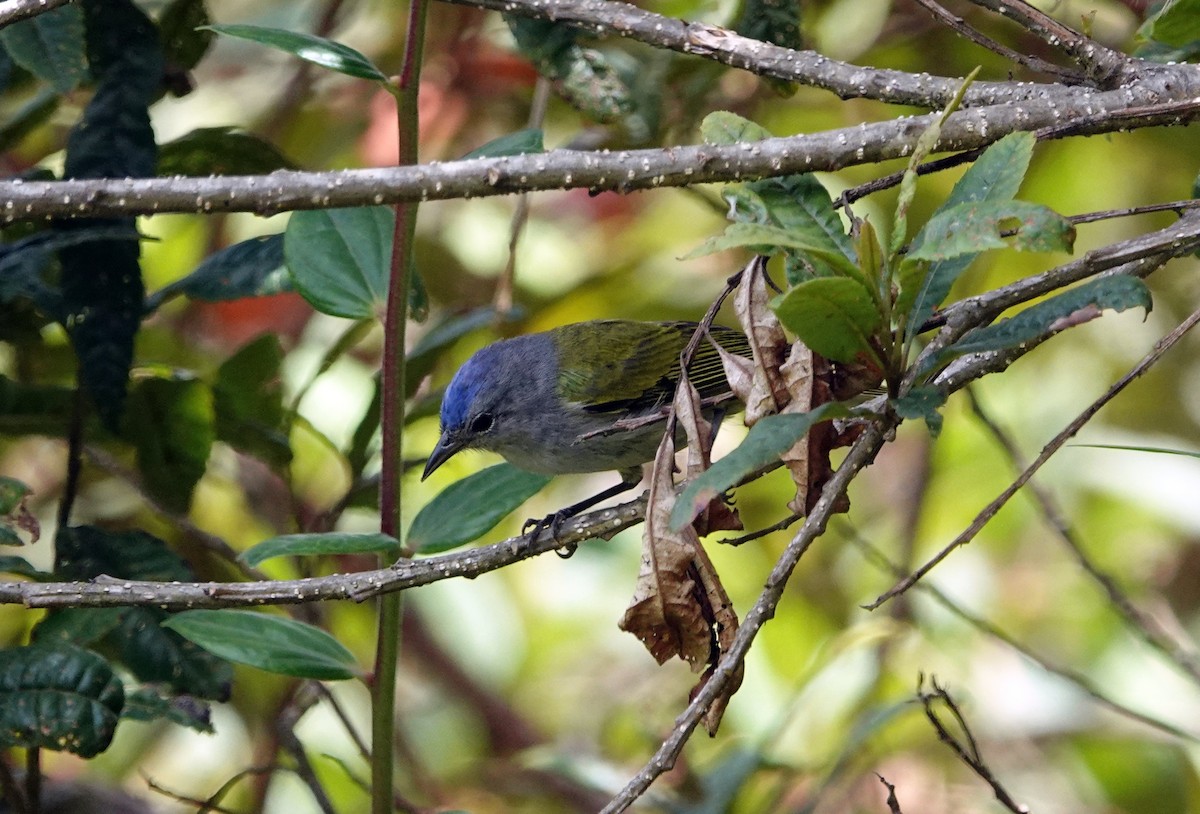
[556,321,750,414]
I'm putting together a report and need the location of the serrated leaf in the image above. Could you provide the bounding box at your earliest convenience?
[213,333,292,469]
[1143,0,1200,46]
[157,127,297,176]
[0,644,123,757]
[410,464,551,553]
[202,24,387,82]
[947,275,1152,357]
[700,111,772,145]
[670,403,849,530]
[145,234,290,312]
[242,532,401,566]
[908,200,1074,262]
[285,207,393,320]
[772,277,882,363]
[56,525,194,582]
[0,3,86,93]
[463,128,544,159]
[124,376,215,514]
[121,688,213,732]
[158,0,212,72]
[164,609,360,681]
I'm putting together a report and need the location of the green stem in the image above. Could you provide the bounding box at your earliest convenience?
[372,1,429,811]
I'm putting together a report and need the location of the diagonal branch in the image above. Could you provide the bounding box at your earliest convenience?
[0,0,72,28]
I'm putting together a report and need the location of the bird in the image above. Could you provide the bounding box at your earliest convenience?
[422,319,752,536]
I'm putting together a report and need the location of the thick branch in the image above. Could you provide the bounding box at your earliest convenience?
[0,0,72,28]
[5,88,1200,222]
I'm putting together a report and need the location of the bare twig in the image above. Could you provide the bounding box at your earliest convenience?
[918,677,1028,813]
[849,529,1200,742]
[966,389,1200,687]
[870,307,1200,610]
[0,0,72,29]
[876,773,903,814]
[146,765,278,814]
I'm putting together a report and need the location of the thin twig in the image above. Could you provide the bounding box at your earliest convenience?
[966,388,1200,687]
[876,773,904,814]
[849,529,1200,742]
[718,512,802,546]
[869,307,1200,610]
[145,766,278,814]
[918,677,1028,813]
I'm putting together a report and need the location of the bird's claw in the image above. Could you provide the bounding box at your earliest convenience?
[522,511,578,558]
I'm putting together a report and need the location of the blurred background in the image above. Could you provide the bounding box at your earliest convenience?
[4,0,1200,811]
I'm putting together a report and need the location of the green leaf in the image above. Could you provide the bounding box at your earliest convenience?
[164,609,360,681]
[285,207,394,320]
[0,375,78,436]
[112,608,233,699]
[686,222,862,281]
[0,644,124,757]
[726,174,856,284]
[463,128,544,159]
[201,24,388,82]
[907,200,1075,262]
[242,532,401,566]
[157,0,213,72]
[732,0,801,95]
[56,525,194,582]
[902,131,1036,334]
[33,607,125,647]
[145,234,291,312]
[670,403,850,530]
[124,376,216,514]
[772,277,882,363]
[892,385,947,435]
[213,334,292,470]
[700,111,773,145]
[121,688,213,733]
[947,275,1152,357]
[157,127,297,176]
[1142,0,1200,46]
[1072,444,1200,459]
[0,556,51,579]
[0,476,30,515]
[409,464,552,553]
[0,3,86,93]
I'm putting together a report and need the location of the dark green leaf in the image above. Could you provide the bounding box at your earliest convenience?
[285,207,393,320]
[0,3,86,92]
[686,222,862,282]
[145,234,290,312]
[0,375,76,436]
[113,608,233,699]
[463,128,544,159]
[213,334,292,469]
[732,0,800,95]
[0,476,30,515]
[0,644,123,757]
[124,376,215,514]
[122,688,213,733]
[727,174,856,284]
[157,127,297,176]
[772,277,882,363]
[671,403,849,530]
[0,556,50,579]
[505,16,631,123]
[903,131,1036,335]
[410,464,551,553]
[948,275,1152,357]
[242,532,401,566]
[56,525,194,582]
[34,607,125,646]
[1142,0,1200,46]
[164,609,360,681]
[892,385,947,435]
[908,200,1074,263]
[700,111,772,145]
[157,0,213,72]
[201,24,387,82]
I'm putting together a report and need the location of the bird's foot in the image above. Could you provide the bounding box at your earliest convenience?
[522,510,578,558]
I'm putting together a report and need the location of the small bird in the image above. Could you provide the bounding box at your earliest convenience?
[422,319,752,532]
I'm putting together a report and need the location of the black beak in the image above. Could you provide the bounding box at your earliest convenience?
[422,432,465,480]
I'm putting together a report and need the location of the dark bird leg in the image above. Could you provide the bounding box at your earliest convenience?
[523,471,643,556]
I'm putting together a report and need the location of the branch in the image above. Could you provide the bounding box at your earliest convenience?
[0,0,72,28]
[5,89,1200,222]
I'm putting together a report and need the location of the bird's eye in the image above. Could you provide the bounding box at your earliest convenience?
[469,412,495,434]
